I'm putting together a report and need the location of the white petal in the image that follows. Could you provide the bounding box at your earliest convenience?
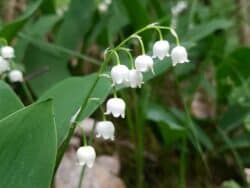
[112,112,121,118]
[106,98,126,118]
[135,55,154,72]
[111,65,129,85]
[96,121,115,140]
[128,69,143,88]
[98,2,108,12]
[171,45,189,66]
[76,146,96,168]
[86,161,94,168]
[153,40,170,60]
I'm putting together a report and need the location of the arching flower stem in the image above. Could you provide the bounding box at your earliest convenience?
[132,34,146,54]
[116,47,135,69]
[152,26,163,40]
[157,26,180,45]
[109,49,121,65]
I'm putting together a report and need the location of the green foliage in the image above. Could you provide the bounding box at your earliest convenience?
[24,0,96,96]
[217,48,250,103]
[183,19,232,44]
[39,74,111,147]
[0,81,23,119]
[147,103,186,145]
[0,0,42,41]
[0,100,57,188]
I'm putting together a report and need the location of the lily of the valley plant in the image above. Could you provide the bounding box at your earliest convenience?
[73,23,190,168]
[0,23,189,170]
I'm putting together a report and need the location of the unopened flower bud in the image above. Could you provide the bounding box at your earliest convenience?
[8,70,23,82]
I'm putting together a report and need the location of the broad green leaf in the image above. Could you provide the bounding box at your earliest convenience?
[147,103,185,131]
[24,0,96,96]
[15,15,61,63]
[0,0,42,41]
[0,100,57,188]
[24,48,71,96]
[23,15,61,37]
[56,0,95,49]
[170,107,213,150]
[39,74,112,147]
[146,103,186,145]
[18,34,100,65]
[184,19,232,43]
[0,81,23,120]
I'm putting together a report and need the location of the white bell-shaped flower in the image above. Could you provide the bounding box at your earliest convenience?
[0,56,10,74]
[8,70,24,82]
[76,146,96,168]
[105,98,126,118]
[128,69,143,88]
[153,40,170,60]
[98,2,108,13]
[135,55,154,73]
[171,45,189,66]
[111,64,129,85]
[1,46,14,59]
[96,121,115,140]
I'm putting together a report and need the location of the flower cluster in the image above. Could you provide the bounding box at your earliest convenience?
[98,0,112,13]
[76,24,190,168]
[0,45,23,82]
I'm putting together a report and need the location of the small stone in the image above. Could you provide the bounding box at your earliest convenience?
[74,118,95,136]
[55,148,126,188]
